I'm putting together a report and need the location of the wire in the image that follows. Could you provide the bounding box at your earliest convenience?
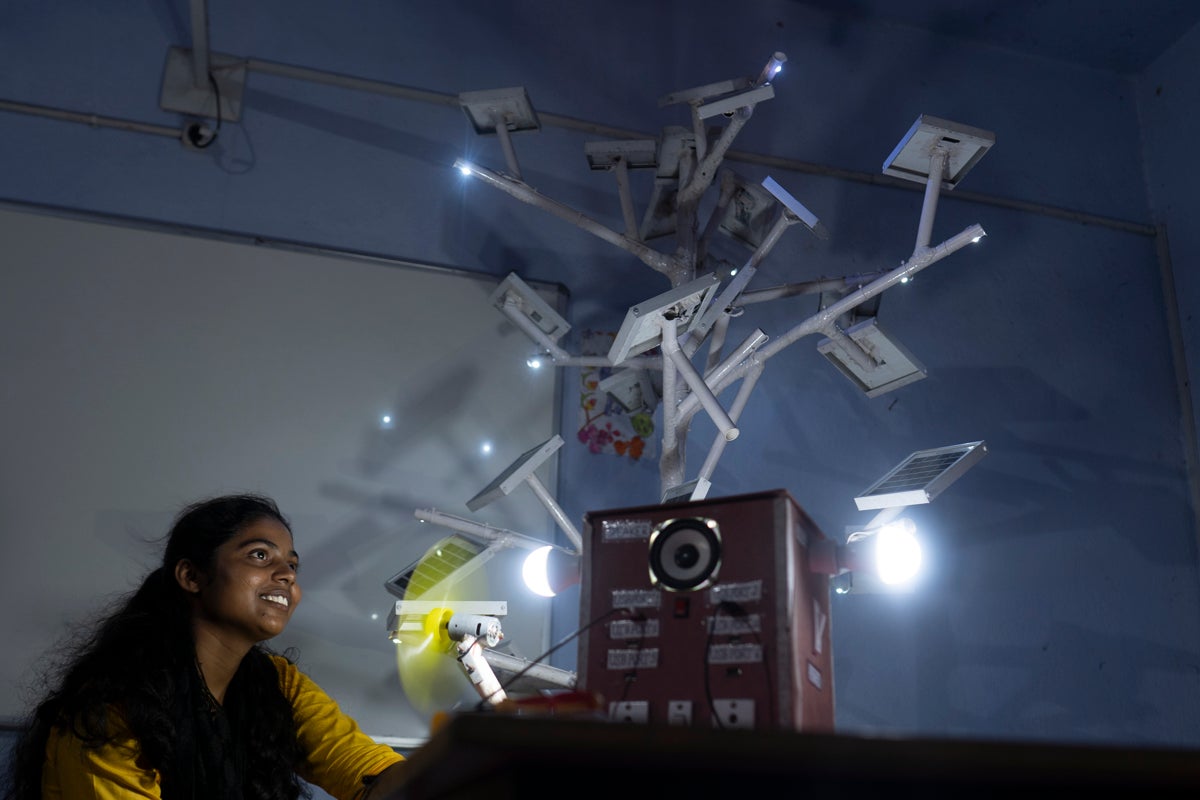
[188,72,224,149]
[704,600,774,729]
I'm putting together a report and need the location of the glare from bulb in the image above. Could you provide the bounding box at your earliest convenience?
[480,441,493,455]
[526,356,543,369]
[458,162,474,176]
[900,276,910,284]
[523,545,555,597]
[874,518,922,585]
[972,236,982,244]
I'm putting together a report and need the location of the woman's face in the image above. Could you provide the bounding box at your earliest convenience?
[187,517,302,646]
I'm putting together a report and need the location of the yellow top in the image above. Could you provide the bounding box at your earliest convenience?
[42,655,405,800]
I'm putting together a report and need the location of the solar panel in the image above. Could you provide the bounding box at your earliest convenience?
[854,441,987,511]
[383,533,492,601]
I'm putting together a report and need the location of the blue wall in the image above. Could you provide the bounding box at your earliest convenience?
[2,0,1198,749]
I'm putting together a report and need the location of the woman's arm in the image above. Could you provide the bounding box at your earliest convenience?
[43,723,161,800]
[273,656,405,800]
[361,760,409,799]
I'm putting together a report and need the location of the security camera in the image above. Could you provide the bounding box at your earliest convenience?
[182,121,217,150]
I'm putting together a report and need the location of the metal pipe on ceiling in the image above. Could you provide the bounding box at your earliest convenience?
[189,0,211,89]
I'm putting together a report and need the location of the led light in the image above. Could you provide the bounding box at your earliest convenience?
[481,441,493,455]
[874,518,922,585]
[522,545,555,597]
[371,612,379,620]
[456,160,474,176]
[730,268,738,276]
[526,355,543,369]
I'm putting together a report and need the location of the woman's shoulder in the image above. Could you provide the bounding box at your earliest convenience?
[262,650,323,701]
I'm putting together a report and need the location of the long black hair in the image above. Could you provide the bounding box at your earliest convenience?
[4,494,308,800]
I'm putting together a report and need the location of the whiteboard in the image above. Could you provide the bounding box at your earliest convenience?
[0,204,565,742]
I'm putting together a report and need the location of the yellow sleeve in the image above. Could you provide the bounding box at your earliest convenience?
[272,655,405,800]
[42,719,161,800]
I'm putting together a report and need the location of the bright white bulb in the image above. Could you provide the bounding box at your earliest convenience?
[523,545,555,597]
[382,415,392,424]
[480,441,492,455]
[874,519,922,585]
[458,163,473,176]
[772,65,782,77]
[371,612,379,620]
[972,236,982,244]
[900,276,910,284]
[730,268,738,276]
[526,356,543,369]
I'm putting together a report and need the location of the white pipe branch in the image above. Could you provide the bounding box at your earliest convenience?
[819,324,877,371]
[413,508,547,551]
[758,223,985,362]
[524,473,582,555]
[690,102,708,163]
[548,355,663,369]
[494,120,522,180]
[674,329,769,429]
[613,157,639,239]
[660,319,738,441]
[454,159,677,277]
[914,148,949,254]
[189,0,211,89]
[697,362,763,486]
[677,106,752,208]
[674,223,983,428]
[737,271,890,305]
[660,338,683,488]
[705,313,731,372]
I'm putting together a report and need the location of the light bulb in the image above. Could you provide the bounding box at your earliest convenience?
[523,545,555,597]
[874,518,922,585]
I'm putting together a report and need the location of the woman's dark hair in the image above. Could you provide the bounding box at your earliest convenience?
[4,494,307,800]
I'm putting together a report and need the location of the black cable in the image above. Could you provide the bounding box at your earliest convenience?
[705,600,775,729]
[187,72,223,149]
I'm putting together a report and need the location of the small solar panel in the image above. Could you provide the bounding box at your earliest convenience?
[383,533,491,601]
[466,435,563,512]
[855,441,986,511]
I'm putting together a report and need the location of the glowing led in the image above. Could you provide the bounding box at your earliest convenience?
[382,414,392,425]
[458,162,473,176]
[371,612,379,620]
[526,356,543,369]
[522,545,555,597]
[480,441,493,455]
[874,519,922,585]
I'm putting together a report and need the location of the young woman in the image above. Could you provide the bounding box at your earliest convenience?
[4,494,408,800]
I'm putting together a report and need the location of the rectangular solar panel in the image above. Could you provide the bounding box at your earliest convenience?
[855,441,987,511]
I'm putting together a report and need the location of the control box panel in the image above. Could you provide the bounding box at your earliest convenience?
[578,489,834,731]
